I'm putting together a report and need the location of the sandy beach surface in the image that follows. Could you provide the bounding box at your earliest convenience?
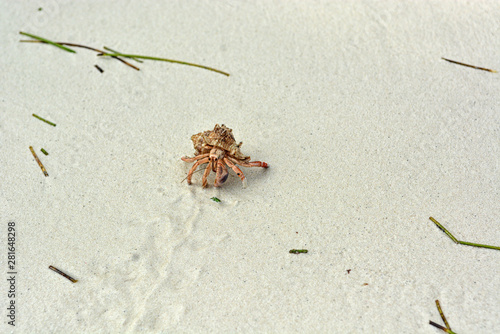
[1,1,499,333]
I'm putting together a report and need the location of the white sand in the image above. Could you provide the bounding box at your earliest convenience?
[1,1,500,333]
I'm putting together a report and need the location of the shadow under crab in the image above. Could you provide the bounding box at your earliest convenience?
[181,124,269,188]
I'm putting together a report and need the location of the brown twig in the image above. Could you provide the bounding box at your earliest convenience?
[429,321,455,333]
[104,46,143,63]
[49,265,78,283]
[429,300,457,334]
[94,64,104,73]
[20,40,140,71]
[442,57,497,73]
[29,146,48,177]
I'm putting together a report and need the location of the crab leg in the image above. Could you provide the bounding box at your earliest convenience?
[227,156,269,168]
[214,160,229,187]
[247,161,269,168]
[224,157,247,188]
[181,153,209,163]
[201,160,212,188]
[186,157,209,185]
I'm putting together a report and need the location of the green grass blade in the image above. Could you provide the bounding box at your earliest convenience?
[458,241,500,250]
[429,217,458,243]
[104,46,143,63]
[19,32,76,53]
[32,113,56,126]
[430,217,500,251]
[289,249,308,254]
[435,300,452,331]
[98,52,229,76]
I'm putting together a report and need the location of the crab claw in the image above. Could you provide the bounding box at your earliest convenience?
[214,161,229,187]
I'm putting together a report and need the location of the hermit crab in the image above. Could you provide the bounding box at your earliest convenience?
[181,124,269,188]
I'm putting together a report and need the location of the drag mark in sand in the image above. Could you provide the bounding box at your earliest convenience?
[122,194,203,332]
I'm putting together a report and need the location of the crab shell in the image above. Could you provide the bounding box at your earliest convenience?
[191,124,250,161]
